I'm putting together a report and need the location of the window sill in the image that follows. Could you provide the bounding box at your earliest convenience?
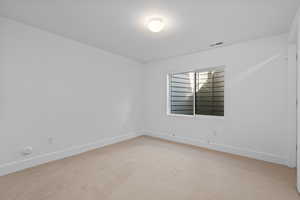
[167,113,225,120]
[167,113,195,118]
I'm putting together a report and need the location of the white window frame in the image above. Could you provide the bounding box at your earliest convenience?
[167,66,225,119]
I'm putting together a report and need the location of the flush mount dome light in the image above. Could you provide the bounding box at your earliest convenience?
[147,18,165,32]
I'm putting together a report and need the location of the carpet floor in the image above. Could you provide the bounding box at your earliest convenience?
[0,136,299,200]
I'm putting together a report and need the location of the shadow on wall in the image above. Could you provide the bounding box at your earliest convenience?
[230,53,283,86]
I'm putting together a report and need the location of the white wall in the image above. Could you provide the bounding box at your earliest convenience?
[143,34,295,166]
[288,7,299,192]
[297,13,300,193]
[287,44,297,168]
[0,16,297,177]
[0,17,143,175]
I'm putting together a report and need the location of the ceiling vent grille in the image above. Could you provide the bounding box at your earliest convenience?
[210,42,224,47]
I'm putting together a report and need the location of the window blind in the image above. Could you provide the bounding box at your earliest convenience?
[169,68,224,116]
[195,69,224,116]
[169,72,194,115]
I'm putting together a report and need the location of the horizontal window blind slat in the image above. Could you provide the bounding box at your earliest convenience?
[197,75,224,79]
[171,91,193,94]
[196,85,224,89]
[171,86,192,89]
[196,80,224,84]
[196,91,224,93]
[171,81,192,85]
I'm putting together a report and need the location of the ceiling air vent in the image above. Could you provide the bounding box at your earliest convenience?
[210,42,224,47]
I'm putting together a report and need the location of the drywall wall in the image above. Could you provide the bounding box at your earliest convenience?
[0,17,143,175]
[143,34,295,166]
[0,16,296,177]
[288,7,299,192]
[297,13,300,193]
[287,44,297,169]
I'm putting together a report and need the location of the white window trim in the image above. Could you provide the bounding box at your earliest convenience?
[167,65,225,119]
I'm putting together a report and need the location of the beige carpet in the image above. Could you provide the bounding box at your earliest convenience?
[0,136,299,200]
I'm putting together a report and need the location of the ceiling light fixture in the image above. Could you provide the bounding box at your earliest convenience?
[147,18,165,33]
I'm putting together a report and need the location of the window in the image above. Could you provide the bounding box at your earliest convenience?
[169,72,194,115]
[168,67,224,116]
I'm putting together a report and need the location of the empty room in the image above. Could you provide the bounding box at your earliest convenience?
[1,0,300,199]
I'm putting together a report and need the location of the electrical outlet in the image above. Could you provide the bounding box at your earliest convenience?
[48,137,54,144]
[212,130,217,137]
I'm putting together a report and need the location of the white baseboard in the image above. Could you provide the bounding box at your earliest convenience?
[0,130,290,176]
[0,132,141,176]
[143,131,289,166]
